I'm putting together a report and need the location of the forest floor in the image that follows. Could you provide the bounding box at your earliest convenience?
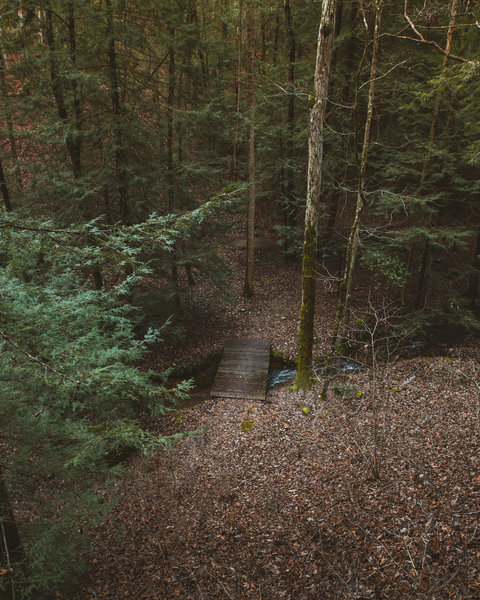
[69,241,480,600]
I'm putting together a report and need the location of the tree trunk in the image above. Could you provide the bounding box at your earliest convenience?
[171,258,181,311]
[222,0,228,40]
[232,0,243,181]
[324,1,359,243]
[321,0,384,399]
[467,228,480,310]
[166,30,182,309]
[420,0,458,187]
[295,0,337,390]
[167,30,175,212]
[0,156,12,212]
[260,10,266,63]
[243,0,255,298]
[273,14,279,64]
[283,0,297,231]
[0,54,21,192]
[0,467,23,600]
[106,0,128,223]
[67,2,82,181]
[331,0,344,69]
[279,131,286,223]
[45,3,81,180]
[339,0,384,343]
[92,267,104,290]
[413,0,458,308]
[414,237,431,310]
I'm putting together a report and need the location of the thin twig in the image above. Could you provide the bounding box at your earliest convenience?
[0,329,79,384]
[403,538,419,576]
[1,522,16,600]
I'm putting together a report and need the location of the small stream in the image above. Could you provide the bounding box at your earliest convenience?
[330,358,363,373]
[267,368,297,389]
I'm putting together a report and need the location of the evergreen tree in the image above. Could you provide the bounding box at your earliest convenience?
[0,191,238,597]
[0,211,202,597]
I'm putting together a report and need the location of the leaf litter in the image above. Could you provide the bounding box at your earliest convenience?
[68,244,480,600]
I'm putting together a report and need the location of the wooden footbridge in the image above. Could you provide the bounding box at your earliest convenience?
[211,338,271,400]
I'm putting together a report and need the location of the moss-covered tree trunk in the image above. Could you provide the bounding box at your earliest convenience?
[321,0,384,400]
[243,0,255,298]
[295,0,337,390]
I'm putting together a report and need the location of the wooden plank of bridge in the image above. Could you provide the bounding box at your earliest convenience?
[211,338,271,400]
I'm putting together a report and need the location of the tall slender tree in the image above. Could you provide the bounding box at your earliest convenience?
[105,0,128,223]
[232,0,243,181]
[0,53,21,193]
[243,0,256,298]
[296,0,337,390]
[339,0,384,341]
[283,0,296,229]
[413,0,459,310]
[44,1,82,180]
[321,0,384,399]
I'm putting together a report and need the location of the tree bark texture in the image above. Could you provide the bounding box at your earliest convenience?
[243,0,255,298]
[295,0,337,390]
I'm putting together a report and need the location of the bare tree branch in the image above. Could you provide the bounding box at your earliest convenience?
[403,0,479,64]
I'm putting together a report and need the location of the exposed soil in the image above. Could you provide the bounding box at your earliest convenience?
[67,243,480,600]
